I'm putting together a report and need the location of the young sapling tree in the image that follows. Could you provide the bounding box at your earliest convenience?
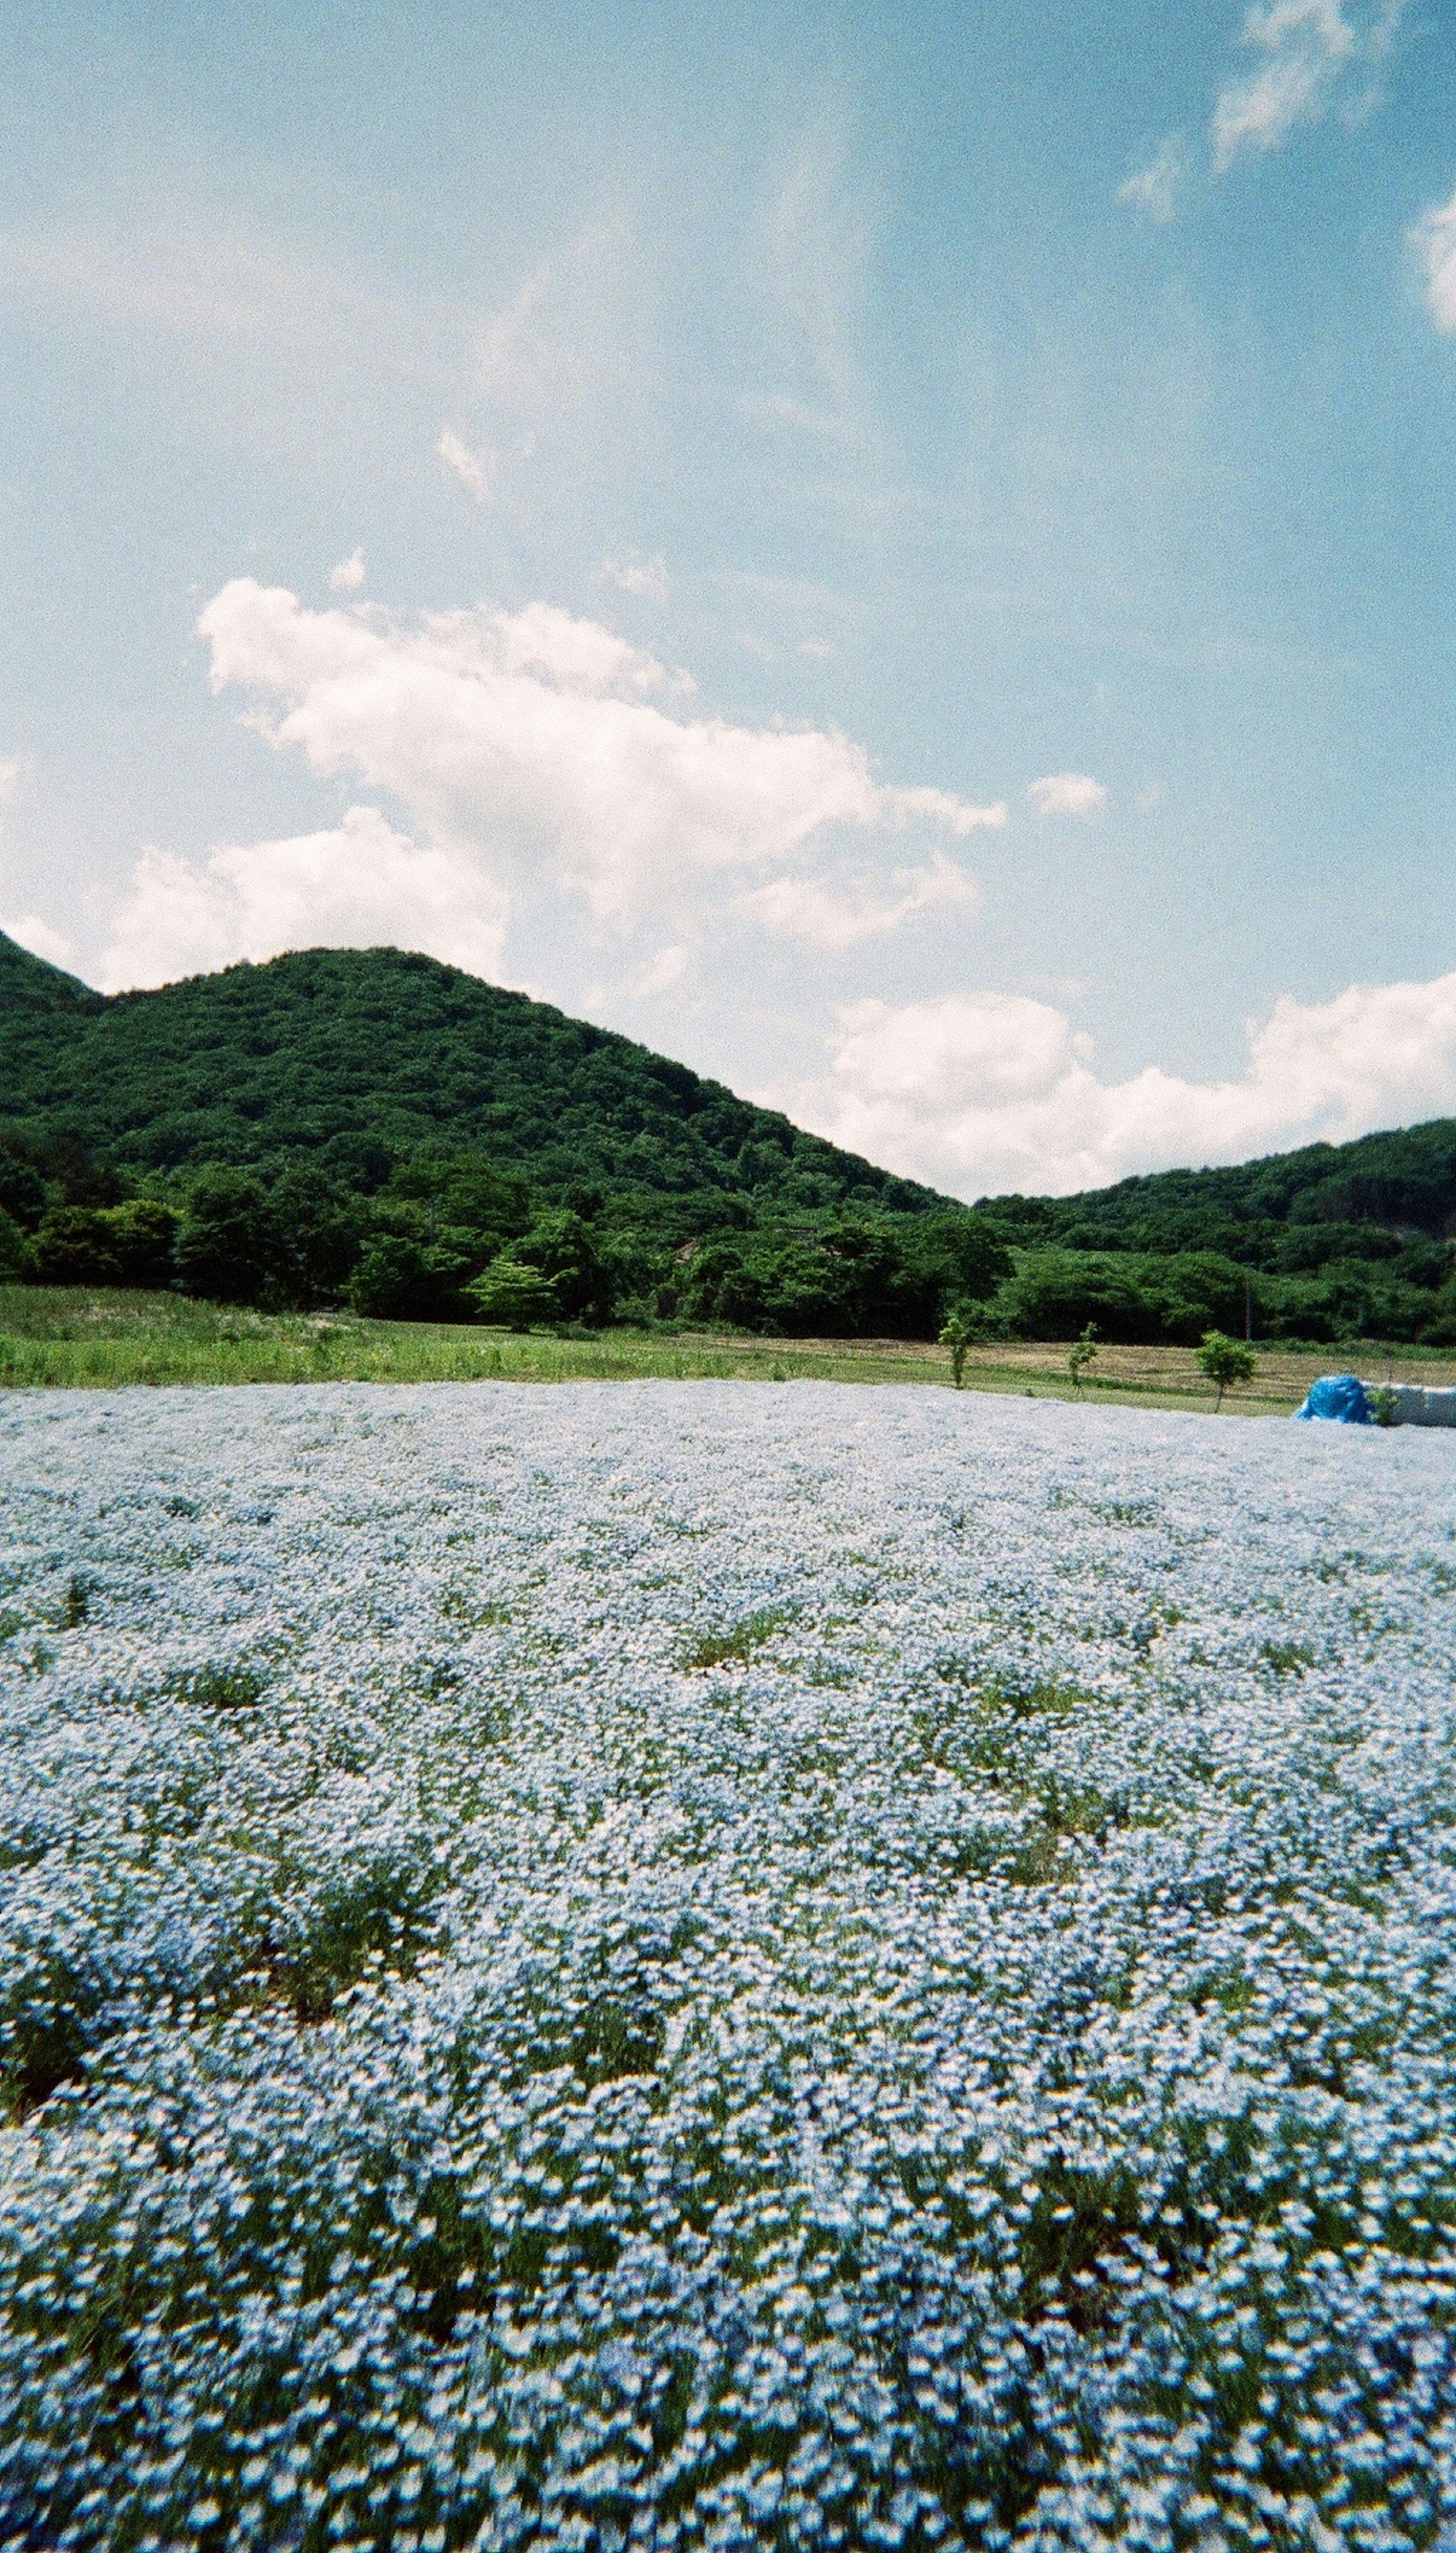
[1067,1323,1098,1394]
[1196,1329,1257,1411]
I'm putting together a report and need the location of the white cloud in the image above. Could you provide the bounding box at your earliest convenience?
[627,943,691,998]
[2,911,75,968]
[329,547,366,593]
[437,427,496,502]
[1118,138,1184,222]
[98,804,507,993]
[793,971,1456,1199]
[1412,185,1456,333]
[195,577,1003,932]
[601,553,669,602]
[740,850,982,951]
[1211,0,1405,170]
[1027,772,1107,819]
[0,762,73,964]
[490,599,691,699]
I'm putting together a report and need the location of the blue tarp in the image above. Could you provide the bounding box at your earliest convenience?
[1294,1374,1371,1424]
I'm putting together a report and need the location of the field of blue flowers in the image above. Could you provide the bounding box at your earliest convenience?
[2,1381,1455,2550]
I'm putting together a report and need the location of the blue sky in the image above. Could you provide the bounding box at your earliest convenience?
[3,0,1456,1196]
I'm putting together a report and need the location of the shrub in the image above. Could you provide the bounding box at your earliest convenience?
[1067,1322,1099,1391]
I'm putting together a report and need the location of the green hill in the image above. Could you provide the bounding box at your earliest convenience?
[979,1122,1456,1255]
[966,1122,1456,1348]
[0,936,942,1214]
[3,929,1455,1344]
[0,935,1010,1336]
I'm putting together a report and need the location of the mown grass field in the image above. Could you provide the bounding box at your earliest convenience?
[1,1282,1453,1409]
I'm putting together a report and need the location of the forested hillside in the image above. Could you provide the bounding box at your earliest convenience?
[0,937,938,1211]
[0,936,1004,1335]
[968,1121,1456,1345]
[4,929,1456,1343]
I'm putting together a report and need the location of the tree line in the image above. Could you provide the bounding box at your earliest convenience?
[5,1134,1455,1343]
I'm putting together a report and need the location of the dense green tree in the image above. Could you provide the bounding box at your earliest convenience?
[104,1200,183,1289]
[32,1207,122,1286]
[0,1150,46,1230]
[990,1251,1153,1343]
[671,1213,1003,1340]
[345,1234,471,1321]
[508,1210,610,1323]
[1140,1251,1246,1345]
[467,1257,560,1329]
[30,1199,179,1288]
[270,1165,368,1305]
[174,1175,281,1306]
[0,1208,30,1281]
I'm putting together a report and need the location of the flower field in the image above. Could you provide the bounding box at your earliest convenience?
[3,1382,1456,2550]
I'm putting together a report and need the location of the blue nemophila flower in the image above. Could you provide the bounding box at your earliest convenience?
[0,1382,1454,2546]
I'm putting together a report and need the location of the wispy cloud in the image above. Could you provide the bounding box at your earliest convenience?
[328,548,366,594]
[1211,0,1406,171]
[1412,185,1456,332]
[437,427,496,502]
[1027,773,1106,819]
[1121,0,1411,211]
[600,553,669,601]
[739,848,985,952]
[1118,138,1184,222]
[0,219,420,361]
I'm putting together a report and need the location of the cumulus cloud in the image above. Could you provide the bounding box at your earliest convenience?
[329,548,366,593]
[3,911,76,967]
[1211,0,1405,170]
[1118,138,1184,222]
[193,576,1003,932]
[740,850,982,951]
[98,804,507,992]
[1027,773,1106,819]
[792,972,1456,1198]
[1412,185,1456,332]
[437,427,496,501]
[601,553,669,601]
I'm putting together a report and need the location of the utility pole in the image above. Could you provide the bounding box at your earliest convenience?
[1244,1269,1254,1343]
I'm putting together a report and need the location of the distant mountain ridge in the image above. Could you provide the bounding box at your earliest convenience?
[980,1119,1456,1252]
